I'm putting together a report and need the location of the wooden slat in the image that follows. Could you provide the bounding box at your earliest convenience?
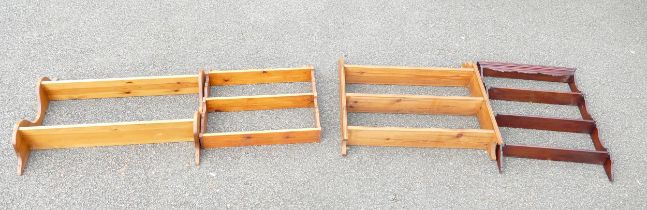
[496,114,596,133]
[479,61,576,77]
[504,144,609,164]
[18,120,194,149]
[344,65,474,86]
[347,126,496,149]
[482,68,571,83]
[339,58,349,141]
[198,71,206,100]
[310,68,321,128]
[202,128,320,148]
[206,93,315,112]
[346,93,483,115]
[208,67,313,86]
[488,87,583,105]
[200,72,210,138]
[42,75,199,100]
[479,61,574,83]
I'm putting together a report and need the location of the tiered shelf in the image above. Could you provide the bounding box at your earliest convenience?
[338,58,502,165]
[478,61,612,181]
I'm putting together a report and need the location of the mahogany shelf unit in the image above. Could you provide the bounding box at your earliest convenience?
[478,61,613,181]
[338,57,503,163]
[12,74,205,175]
[195,66,321,164]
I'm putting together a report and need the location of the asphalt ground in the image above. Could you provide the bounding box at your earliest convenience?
[1,0,646,208]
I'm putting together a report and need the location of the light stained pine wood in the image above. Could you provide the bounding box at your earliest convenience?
[338,58,349,155]
[468,75,484,97]
[339,61,502,161]
[193,111,202,166]
[346,93,484,115]
[208,67,313,86]
[42,75,200,100]
[13,120,32,175]
[13,77,53,175]
[205,93,315,112]
[196,65,321,154]
[202,128,321,148]
[463,62,503,160]
[310,68,321,128]
[198,71,206,101]
[199,71,210,140]
[347,126,496,149]
[344,65,474,86]
[35,77,51,124]
[17,120,194,149]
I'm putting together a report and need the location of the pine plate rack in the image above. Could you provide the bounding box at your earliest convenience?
[13,66,321,175]
[12,74,204,175]
[194,66,321,164]
[338,58,503,164]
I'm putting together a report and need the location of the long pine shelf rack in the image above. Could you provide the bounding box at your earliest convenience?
[13,66,320,175]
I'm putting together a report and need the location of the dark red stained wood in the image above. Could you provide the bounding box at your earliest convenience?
[568,79,595,120]
[479,61,575,83]
[503,144,610,165]
[481,61,612,181]
[604,158,613,181]
[590,127,606,151]
[503,144,613,181]
[488,87,584,105]
[481,68,572,83]
[496,144,503,173]
[479,61,576,76]
[496,114,595,134]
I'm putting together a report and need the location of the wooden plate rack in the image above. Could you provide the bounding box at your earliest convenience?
[478,61,613,181]
[14,66,320,175]
[194,66,321,164]
[338,58,503,163]
[12,74,205,175]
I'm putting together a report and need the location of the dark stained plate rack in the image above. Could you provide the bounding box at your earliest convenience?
[478,61,613,181]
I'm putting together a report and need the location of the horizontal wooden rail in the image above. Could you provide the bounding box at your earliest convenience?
[496,114,595,133]
[481,66,573,83]
[205,93,315,112]
[42,75,199,100]
[488,87,583,105]
[504,144,612,181]
[208,67,313,86]
[346,93,484,115]
[347,126,496,150]
[202,128,321,148]
[503,144,609,164]
[17,119,194,149]
[344,65,474,86]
